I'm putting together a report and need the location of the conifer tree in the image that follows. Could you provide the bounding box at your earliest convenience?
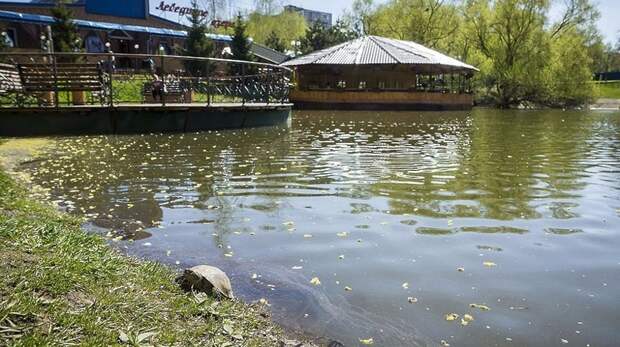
[184,0,214,75]
[265,30,285,52]
[231,15,253,62]
[51,1,81,54]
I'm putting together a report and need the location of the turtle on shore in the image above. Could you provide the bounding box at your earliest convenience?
[177,265,234,299]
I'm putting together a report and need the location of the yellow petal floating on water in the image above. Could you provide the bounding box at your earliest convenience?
[359,337,374,345]
[402,282,409,289]
[336,232,348,238]
[445,313,459,321]
[440,340,450,347]
[407,297,418,303]
[470,303,490,311]
[338,255,345,260]
[303,234,313,238]
[457,267,465,272]
[483,261,497,267]
[463,314,474,322]
[310,277,321,286]
[344,286,352,291]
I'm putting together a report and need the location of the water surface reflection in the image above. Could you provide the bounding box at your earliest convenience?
[24,109,620,346]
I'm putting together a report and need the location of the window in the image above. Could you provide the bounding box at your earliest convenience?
[337,80,346,89]
[2,28,16,48]
[358,81,367,89]
[378,81,386,89]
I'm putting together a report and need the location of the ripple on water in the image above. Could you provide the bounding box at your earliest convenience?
[20,109,620,347]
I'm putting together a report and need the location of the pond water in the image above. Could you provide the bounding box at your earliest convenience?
[18,109,620,346]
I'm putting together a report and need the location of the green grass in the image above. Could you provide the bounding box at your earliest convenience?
[0,167,294,346]
[594,81,620,99]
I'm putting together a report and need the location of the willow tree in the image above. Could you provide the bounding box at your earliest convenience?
[367,0,461,53]
[245,10,307,50]
[462,0,599,108]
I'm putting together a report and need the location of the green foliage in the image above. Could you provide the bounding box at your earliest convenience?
[300,20,358,54]
[50,1,81,54]
[358,0,602,107]
[183,0,214,76]
[594,81,620,99]
[230,15,253,75]
[367,0,461,52]
[265,31,286,52]
[245,10,307,50]
[231,15,252,62]
[546,28,596,107]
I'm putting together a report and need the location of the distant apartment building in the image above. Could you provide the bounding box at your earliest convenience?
[284,5,332,28]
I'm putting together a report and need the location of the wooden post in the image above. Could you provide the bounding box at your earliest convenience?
[241,63,246,106]
[107,54,114,108]
[52,54,59,108]
[160,55,166,107]
[207,67,211,106]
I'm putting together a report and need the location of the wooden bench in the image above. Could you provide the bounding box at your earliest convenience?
[142,79,188,103]
[0,62,28,106]
[17,62,108,105]
[0,63,23,94]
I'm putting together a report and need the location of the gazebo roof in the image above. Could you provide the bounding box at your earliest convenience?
[282,35,478,72]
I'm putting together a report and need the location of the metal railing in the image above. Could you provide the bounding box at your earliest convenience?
[0,52,292,108]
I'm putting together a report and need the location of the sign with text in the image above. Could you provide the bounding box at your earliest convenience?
[154,1,208,17]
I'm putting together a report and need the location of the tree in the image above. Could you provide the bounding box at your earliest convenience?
[265,31,286,52]
[230,15,253,75]
[254,0,281,15]
[299,20,358,54]
[366,0,461,52]
[245,10,307,50]
[51,1,81,54]
[348,0,375,35]
[184,0,214,75]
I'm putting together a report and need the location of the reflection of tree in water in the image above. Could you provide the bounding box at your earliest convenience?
[369,110,596,221]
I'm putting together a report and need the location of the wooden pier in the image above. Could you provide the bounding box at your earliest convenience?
[0,52,293,137]
[0,103,292,137]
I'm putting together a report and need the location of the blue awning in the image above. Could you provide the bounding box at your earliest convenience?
[0,9,188,38]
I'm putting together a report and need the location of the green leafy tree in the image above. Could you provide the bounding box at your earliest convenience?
[265,31,286,52]
[184,0,214,75]
[366,0,461,52]
[245,10,307,50]
[51,1,81,54]
[546,28,595,106]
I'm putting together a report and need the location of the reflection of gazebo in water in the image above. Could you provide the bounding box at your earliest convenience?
[282,35,478,110]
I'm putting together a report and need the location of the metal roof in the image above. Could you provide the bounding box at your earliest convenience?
[205,33,289,65]
[0,9,187,37]
[282,35,478,71]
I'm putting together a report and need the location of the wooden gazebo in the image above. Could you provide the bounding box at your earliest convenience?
[282,35,478,110]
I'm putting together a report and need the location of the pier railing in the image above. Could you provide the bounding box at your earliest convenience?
[0,52,292,108]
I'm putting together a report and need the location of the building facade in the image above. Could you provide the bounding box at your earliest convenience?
[0,0,288,65]
[282,36,478,110]
[0,0,186,62]
[284,5,331,28]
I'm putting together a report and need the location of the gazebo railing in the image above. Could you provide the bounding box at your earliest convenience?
[0,52,292,108]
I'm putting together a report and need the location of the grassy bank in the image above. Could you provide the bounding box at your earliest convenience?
[0,161,292,345]
[594,81,620,99]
